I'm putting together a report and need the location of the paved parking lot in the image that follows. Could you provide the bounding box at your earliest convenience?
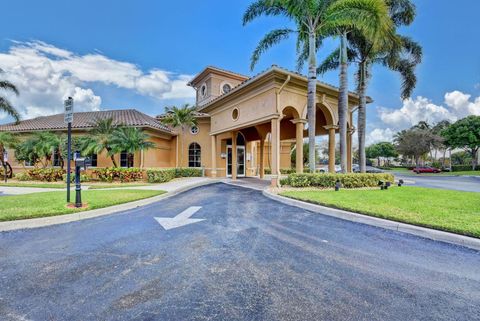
[395,172,480,192]
[1,183,479,321]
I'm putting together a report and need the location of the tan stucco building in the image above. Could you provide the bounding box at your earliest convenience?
[0,65,364,186]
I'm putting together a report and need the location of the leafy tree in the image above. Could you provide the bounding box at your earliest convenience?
[318,0,421,173]
[291,141,318,167]
[394,128,432,166]
[15,138,41,168]
[243,0,393,173]
[365,141,397,166]
[160,104,197,166]
[0,132,19,178]
[31,132,62,168]
[79,118,121,167]
[110,127,156,168]
[441,115,480,170]
[0,68,20,123]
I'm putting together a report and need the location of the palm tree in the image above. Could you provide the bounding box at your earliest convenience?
[0,132,19,178]
[30,131,61,168]
[160,104,197,166]
[110,127,155,168]
[243,0,393,172]
[0,69,20,123]
[319,0,421,172]
[79,118,120,167]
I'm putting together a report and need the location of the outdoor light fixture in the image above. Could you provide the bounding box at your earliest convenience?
[385,181,391,190]
[335,179,341,191]
[398,179,404,187]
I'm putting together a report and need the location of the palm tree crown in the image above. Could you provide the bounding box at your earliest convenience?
[0,69,20,123]
[161,104,197,166]
[79,117,121,167]
[110,127,156,168]
[243,0,393,172]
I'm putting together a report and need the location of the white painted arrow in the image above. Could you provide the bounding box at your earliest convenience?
[154,206,204,230]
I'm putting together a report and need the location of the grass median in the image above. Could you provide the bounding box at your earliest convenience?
[280,186,480,238]
[0,189,166,221]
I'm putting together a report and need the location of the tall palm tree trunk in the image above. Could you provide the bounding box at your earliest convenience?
[106,147,118,167]
[338,32,349,173]
[358,61,367,173]
[307,32,317,172]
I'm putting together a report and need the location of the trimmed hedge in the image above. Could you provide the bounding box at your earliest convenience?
[452,165,476,172]
[26,168,65,182]
[284,173,395,188]
[146,168,203,183]
[92,168,143,182]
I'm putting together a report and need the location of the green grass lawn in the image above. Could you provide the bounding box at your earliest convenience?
[0,182,151,189]
[0,182,66,188]
[0,189,166,221]
[280,186,480,238]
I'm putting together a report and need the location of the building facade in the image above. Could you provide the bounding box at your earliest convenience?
[0,65,366,186]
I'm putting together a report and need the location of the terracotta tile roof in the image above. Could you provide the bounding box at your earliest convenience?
[156,110,210,120]
[0,109,173,133]
[188,66,249,87]
[197,64,369,110]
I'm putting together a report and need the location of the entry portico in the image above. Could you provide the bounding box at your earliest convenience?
[190,65,364,186]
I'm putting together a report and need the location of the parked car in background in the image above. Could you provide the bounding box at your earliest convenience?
[412,166,441,174]
[317,165,341,173]
[353,165,384,173]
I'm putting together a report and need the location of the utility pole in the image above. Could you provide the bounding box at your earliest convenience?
[64,97,74,203]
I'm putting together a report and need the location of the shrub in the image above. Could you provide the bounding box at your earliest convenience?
[175,168,203,177]
[452,165,475,172]
[15,172,31,181]
[92,167,144,182]
[118,168,143,182]
[146,169,176,183]
[285,173,394,188]
[27,168,65,182]
[279,177,290,186]
[63,173,90,183]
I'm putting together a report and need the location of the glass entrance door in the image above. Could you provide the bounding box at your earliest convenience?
[227,145,246,177]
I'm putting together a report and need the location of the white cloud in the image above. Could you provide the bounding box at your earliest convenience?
[0,40,195,120]
[365,128,396,145]
[378,91,480,130]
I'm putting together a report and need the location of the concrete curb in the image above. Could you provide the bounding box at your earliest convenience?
[262,189,480,252]
[0,179,220,232]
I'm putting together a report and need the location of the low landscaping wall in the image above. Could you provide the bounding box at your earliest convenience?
[282,173,395,188]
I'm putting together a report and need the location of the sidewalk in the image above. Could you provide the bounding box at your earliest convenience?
[0,177,218,232]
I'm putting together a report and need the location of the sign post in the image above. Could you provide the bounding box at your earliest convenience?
[2,150,7,183]
[64,97,74,203]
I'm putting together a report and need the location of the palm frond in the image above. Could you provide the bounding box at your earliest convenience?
[386,0,416,26]
[0,80,19,95]
[0,97,20,123]
[242,0,288,25]
[250,28,294,70]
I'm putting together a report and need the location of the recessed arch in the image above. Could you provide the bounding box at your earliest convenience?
[301,102,336,126]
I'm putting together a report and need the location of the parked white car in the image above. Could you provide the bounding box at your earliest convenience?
[317,165,341,173]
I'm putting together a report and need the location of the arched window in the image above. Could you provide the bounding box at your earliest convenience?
[188,143,201,168]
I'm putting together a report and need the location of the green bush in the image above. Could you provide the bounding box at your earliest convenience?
[175,168,203,177]
[146,169,176,183]
[146,167,203,183]
[63,173,90,183]
[27,168,65,182]
[15,172,31,181]
[285,173,394,188]
[452,165,475,172]
[92,167,143,182]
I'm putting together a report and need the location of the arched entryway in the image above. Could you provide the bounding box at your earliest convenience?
[227,132,246,178]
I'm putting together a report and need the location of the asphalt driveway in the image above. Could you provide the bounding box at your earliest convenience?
[394,172,480,192]
[0,183,479,321]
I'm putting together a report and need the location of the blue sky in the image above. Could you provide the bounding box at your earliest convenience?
[1,0,479,144]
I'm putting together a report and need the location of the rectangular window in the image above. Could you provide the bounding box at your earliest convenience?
[24,160,34,167]
[120,151,133,168]
[89,153,98,167]
[53,149,61,167]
